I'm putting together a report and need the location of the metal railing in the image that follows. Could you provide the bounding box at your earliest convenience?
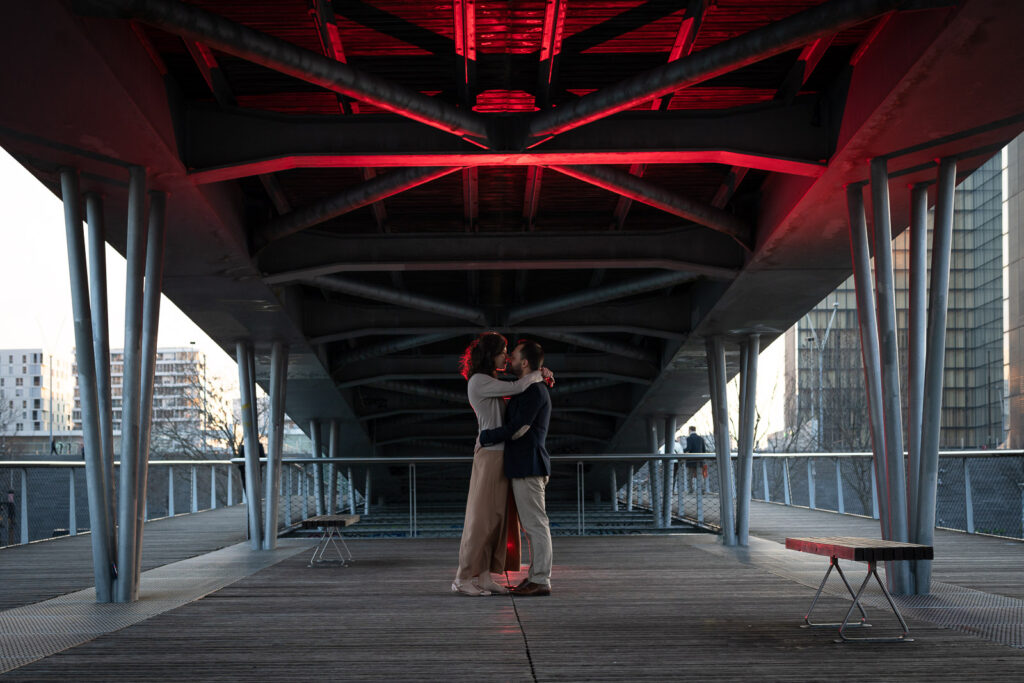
[749,450,1024,539]
[5,449,1019,547]
[0,458,242,548]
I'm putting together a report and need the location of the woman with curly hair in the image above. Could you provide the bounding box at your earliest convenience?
[452,331,553,596]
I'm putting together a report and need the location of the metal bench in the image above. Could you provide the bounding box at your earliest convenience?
[785,536,934,643]
[301,514,360,567]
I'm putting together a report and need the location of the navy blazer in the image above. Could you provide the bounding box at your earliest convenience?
[479,382,551,479]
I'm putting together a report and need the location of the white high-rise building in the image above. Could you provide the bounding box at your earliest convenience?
[0,348,75,436]
[73,347,208,435]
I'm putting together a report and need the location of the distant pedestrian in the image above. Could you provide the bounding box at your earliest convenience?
[684,426,707,484]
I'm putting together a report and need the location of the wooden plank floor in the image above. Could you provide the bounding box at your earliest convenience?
[0,505,247,610]
[747,501,1024,600]
[4,534,1023,682]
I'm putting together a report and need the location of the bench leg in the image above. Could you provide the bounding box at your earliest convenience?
[308,527,353,567]
[803,555,870,629]
[836,560,912,643]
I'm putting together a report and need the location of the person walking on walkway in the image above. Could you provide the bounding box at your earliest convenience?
[479,339,553,597]
[684,425,707,487]
[452,332,553,597]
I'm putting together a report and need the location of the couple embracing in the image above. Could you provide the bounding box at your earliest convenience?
[451,332,553,598]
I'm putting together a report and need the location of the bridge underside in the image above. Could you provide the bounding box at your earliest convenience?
[1,0,1022,481]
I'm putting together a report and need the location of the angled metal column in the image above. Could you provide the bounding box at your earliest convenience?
[870,158,910,594]
[736,335,760,546]
[646,417,661,527]
[328,420,340,514]
[84,193,116,559]
[115,166,147,603]
[906,183,929,541]
[847,184,890,538]
[915,158,957,594]
[60,169,114,602]
[309,419,324,516]
[236,342,262,549]
[706,336,736,545]
[132,190,167,590]
[663,415,677,526]
[263,342,288,549]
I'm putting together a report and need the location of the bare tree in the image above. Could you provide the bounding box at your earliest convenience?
[0,393,18,458]
[150,369,268,460]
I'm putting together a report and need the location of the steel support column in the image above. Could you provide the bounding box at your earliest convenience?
[60,169,114,602]
[870,158,910,594]
[309,419,324,516]
[736,335,759,546]
[915,158,957,594]
[84,193,116,559]
[906,183,929,540]
[706,336,736,545]
[114,166,147,603]
[646,417,661,527]
[663,415,677,525]
[236,342,262,549]
[133,190,167,589]
[263,342,288,549]
[328,420,340,514]
[847,184,890,539]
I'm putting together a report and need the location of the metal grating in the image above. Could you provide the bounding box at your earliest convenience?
[699,537,1024,649]
[0,540,310,675]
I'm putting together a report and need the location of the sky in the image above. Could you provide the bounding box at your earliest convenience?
[0,146,788,445]
[0,148,238,383]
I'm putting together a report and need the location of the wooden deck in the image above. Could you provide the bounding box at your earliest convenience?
[2,502,1023,680]
[1,530,1022,679]
[0,505,248,611]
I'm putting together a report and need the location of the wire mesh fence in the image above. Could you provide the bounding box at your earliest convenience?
[0,459,242,548]
[750,451,1024,539]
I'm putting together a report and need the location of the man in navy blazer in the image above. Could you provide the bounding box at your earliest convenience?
[479,339,552,596]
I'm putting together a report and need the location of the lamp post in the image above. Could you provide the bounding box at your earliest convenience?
[805,302,840,450]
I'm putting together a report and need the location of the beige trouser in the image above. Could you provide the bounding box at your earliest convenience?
[512,475,552,586]
[455,449,518,581]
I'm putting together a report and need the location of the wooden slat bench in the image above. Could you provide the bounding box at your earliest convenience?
[301,514,360,567]
[785,536,934,643]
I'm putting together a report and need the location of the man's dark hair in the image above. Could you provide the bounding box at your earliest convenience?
[516,339,544,371]
[689,425,697,432]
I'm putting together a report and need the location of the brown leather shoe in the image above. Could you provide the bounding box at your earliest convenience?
[511,581,551,596]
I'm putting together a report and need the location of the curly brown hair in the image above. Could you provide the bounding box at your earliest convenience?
[459,332,508,380]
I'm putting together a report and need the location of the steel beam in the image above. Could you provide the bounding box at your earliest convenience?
[870,158,910,594]
[304,275,488,326]
[255,167,460,249]
[368,381,467,405]
[915,158,956,594]
[548,165,752,247]
[263,342,288,549]
[184,103,829,183]
[60,169,114,602]
[98,0,488,142]
[524,329,657,364]
[327,419,340,514]
[335,332,464,366]
[262,229,741,283]
[507,270,698,325]
[527,0,910,141]
[115,166,147,603]
[132,190,167,590]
